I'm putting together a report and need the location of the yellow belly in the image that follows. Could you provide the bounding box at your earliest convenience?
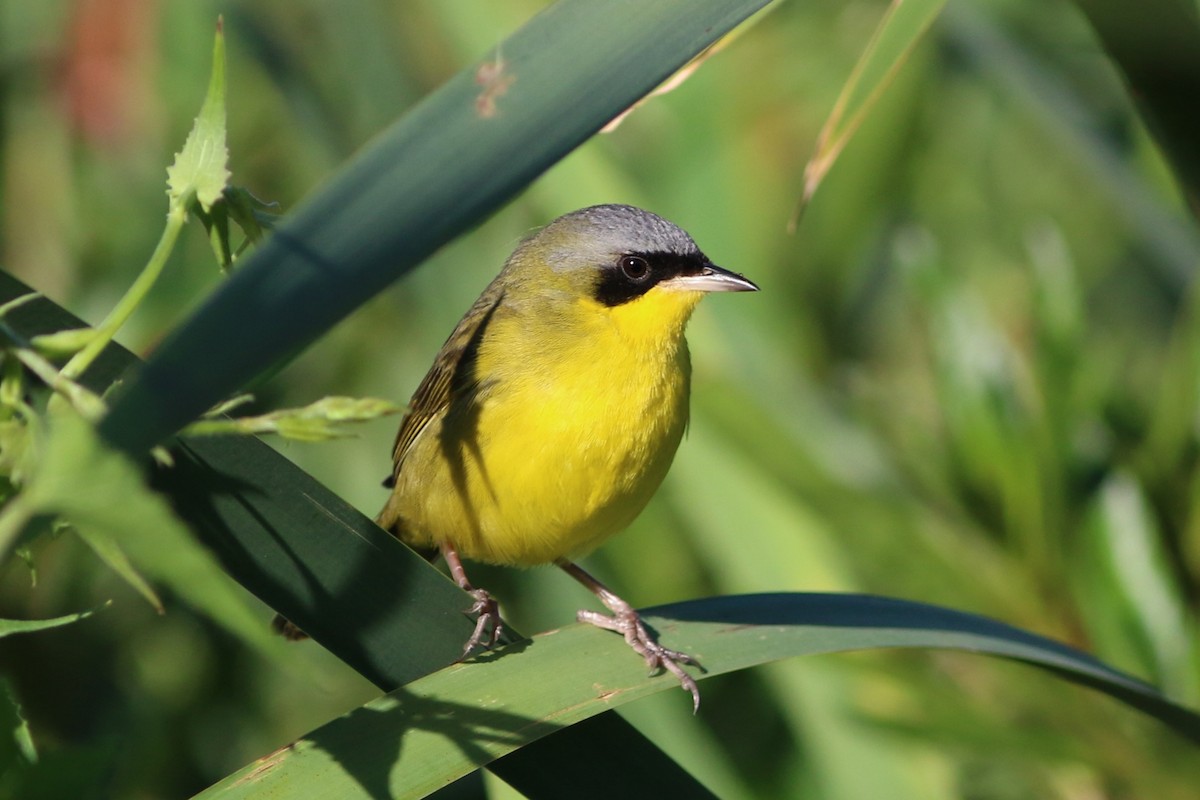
[385,296,693,566]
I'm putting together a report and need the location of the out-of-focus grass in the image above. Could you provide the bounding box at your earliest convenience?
[1,0,1198,798]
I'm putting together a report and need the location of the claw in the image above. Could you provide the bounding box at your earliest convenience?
[560,560,702,712]
[442,542,505,658]
[461,587,503,658]
[577,606,701,712]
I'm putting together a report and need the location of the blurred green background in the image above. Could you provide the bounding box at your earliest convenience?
[2,0,1199,797]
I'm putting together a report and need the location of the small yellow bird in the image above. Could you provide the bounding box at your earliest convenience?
[283,205,757,708]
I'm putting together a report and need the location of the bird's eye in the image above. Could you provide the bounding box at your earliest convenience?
[620,255,650,281]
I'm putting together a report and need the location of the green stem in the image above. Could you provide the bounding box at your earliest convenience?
[0,324,107,421]
[62,201,190,380]
[0,494,35,560]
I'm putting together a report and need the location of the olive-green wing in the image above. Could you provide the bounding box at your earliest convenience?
[385,281,505,484]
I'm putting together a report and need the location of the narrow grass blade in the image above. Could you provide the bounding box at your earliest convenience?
[197,593,1200,800]
[794,0,947,224]
[0,604,105,638]
[1077,473,1198,702]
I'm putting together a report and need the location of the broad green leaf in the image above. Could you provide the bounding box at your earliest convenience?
[161,430,717,800]
[99,0,773,455]
[0,604,104,638]
[19,409,275,656]
[795,0,948,221]
[197,593,1200,800]
[165,18,229,212]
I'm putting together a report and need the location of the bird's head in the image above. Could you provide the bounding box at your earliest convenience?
[503,204,757,340]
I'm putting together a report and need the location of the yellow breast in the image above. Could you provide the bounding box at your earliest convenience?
[388,287,699,566]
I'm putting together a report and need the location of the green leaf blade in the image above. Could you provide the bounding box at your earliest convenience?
[198,593,1200,800]
[20,410,275,657]
[797,0,947,216]
[1077,472,1198,702]
[182,396,403,441]
[71,525,163,613]
[0,604,105,638]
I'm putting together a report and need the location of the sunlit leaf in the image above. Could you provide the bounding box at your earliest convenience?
[0,603,105,638]
[165,18,229,213]
[71,525,163,613]
[182,396,403,441]
[197,593,1200,800]
[19,409,275,656]
[1077,473,1198,701]
[28,328,95,360]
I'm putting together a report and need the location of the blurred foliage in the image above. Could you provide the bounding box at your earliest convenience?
[1,0,1199,798]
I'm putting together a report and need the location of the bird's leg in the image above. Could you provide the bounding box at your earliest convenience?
[557,559,701,712]
[442,542,502,658]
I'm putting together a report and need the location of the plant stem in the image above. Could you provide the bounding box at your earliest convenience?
[0,323,107,421]
[62,201,190,380]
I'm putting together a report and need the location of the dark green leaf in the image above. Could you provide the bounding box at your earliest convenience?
[20,409,275,655]
[1071,0,1200,217]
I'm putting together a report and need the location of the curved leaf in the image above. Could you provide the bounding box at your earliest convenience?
[0,604,106,638]
[198,593,1200,800]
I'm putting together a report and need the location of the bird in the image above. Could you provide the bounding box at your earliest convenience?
[278,204,757,709]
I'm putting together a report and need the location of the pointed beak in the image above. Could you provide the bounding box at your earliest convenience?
[661,263,759,293]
